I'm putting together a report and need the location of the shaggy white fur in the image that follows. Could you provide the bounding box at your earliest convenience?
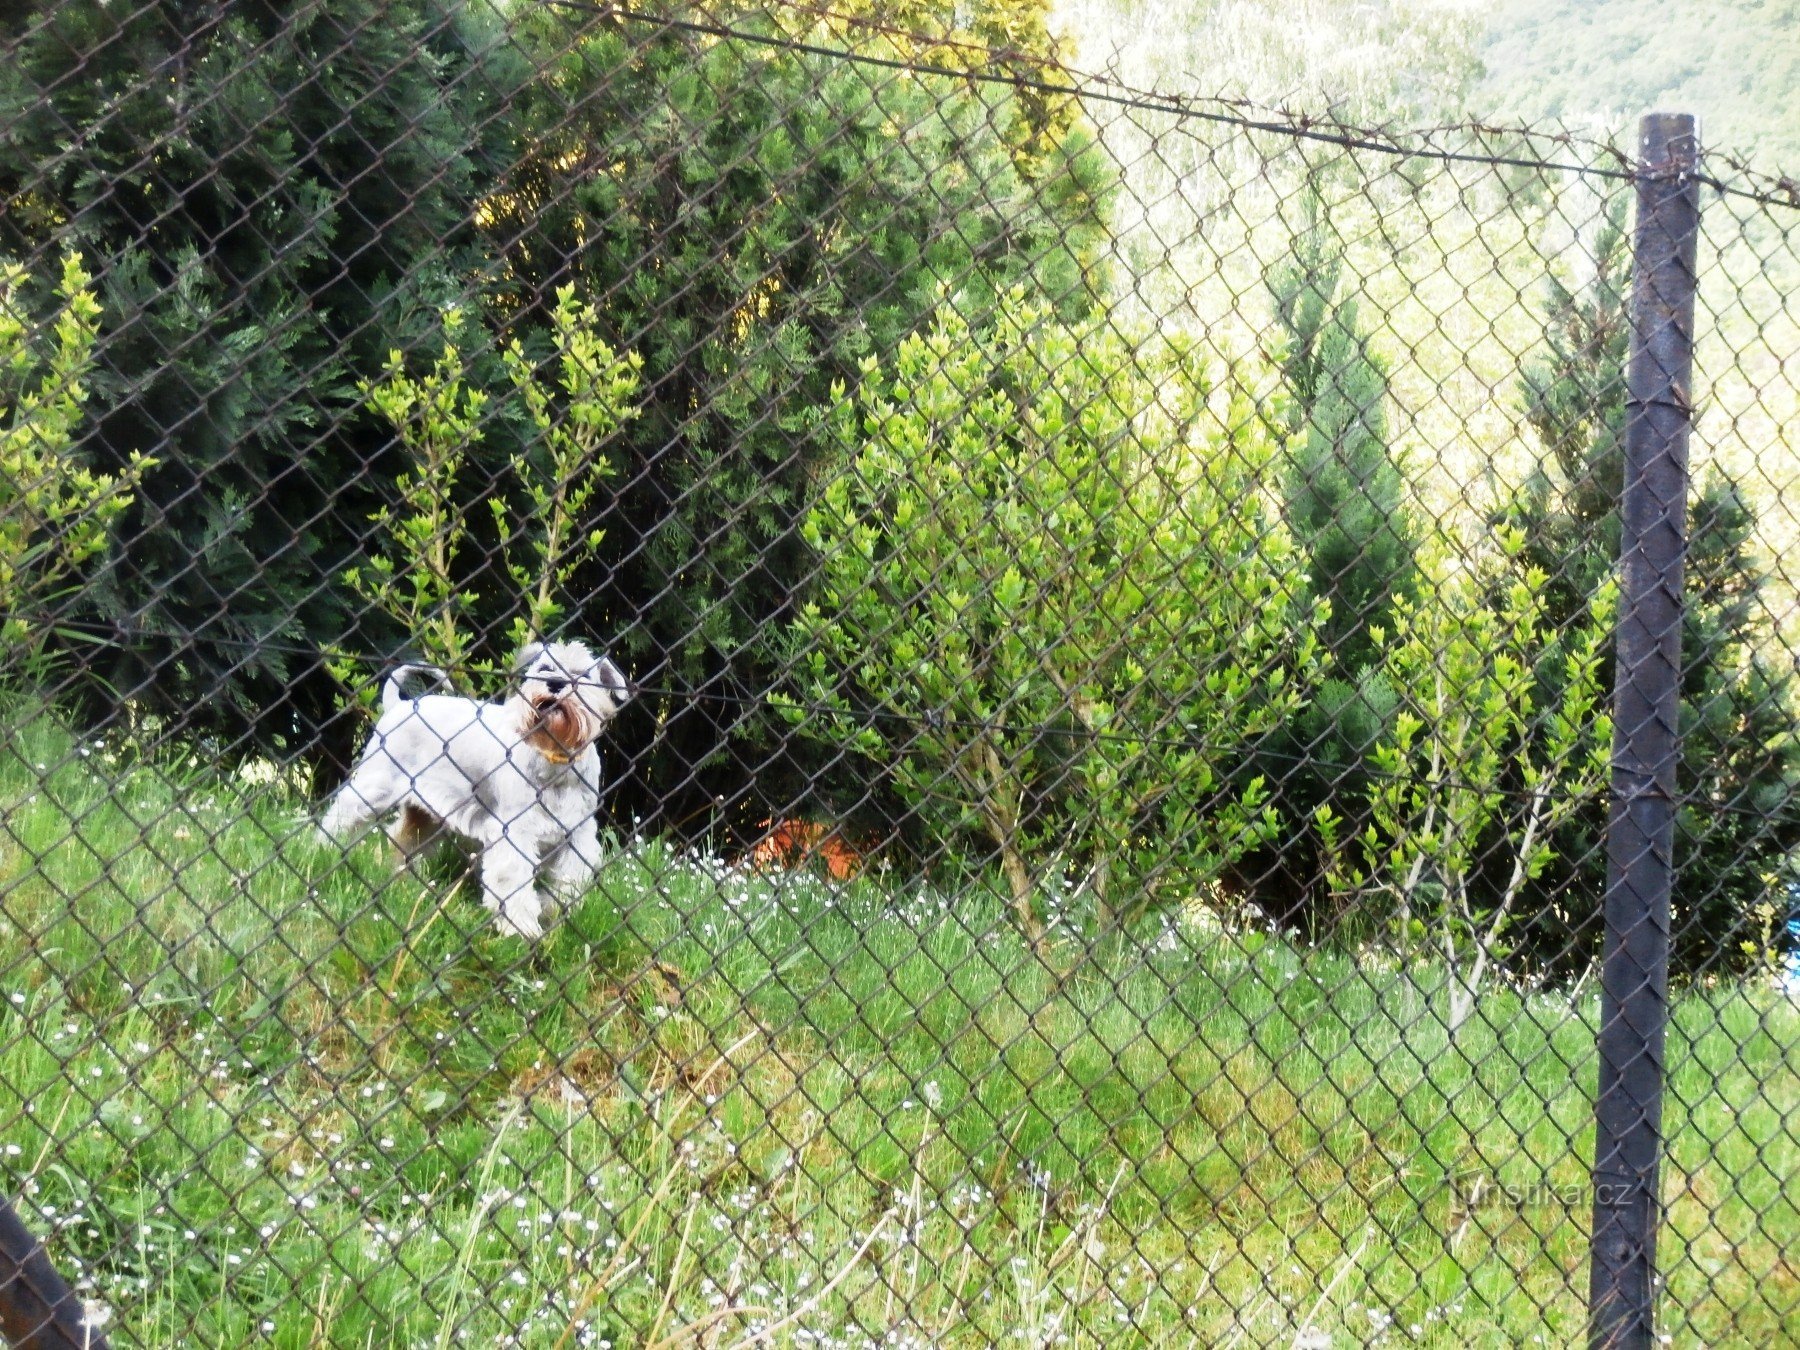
[320,641,634,938]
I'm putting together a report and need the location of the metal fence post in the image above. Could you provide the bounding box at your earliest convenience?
[0,1194,107,1349]
[1588,110,1701,1350]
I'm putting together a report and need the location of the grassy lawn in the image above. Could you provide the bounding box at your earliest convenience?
[1,711,1796,1347]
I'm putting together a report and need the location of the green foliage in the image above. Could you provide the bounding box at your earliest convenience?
[0,0,1112,813]
[1246,181,1419,934]
[1058,0,1483,123]
[1270,188,1419,676]
[1477,0,1800,165]
[495,286,643,653]
[342,293,642,706]
[1349,530,1613,1028]
[1495,206,1800,978]
[0,0,513,736]
[491,4,1116,832]
[1517,202,1630,548]
[782,295,1317,945]
[344,307,491,691]
[0,253,151,661]
[773,0,1087,161]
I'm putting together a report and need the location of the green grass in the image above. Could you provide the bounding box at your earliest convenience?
[1,710,1797,1347]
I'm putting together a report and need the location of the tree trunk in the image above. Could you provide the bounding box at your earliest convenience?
[972,737,1047,957]
[1001,842,1045,953]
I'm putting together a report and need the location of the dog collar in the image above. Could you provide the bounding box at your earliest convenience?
[540,748,574,765]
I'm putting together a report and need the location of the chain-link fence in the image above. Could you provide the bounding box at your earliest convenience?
[2,2,1798,1346]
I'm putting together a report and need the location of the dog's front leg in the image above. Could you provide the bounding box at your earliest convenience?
[545,816,600,902]
[481,836,547,940]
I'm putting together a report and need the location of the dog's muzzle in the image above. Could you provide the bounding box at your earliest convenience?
[526,693,586,762]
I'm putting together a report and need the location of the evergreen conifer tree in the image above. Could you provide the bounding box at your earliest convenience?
[0,0,513,752]
[1495,201,1800,978]
[1247,183,1417,932]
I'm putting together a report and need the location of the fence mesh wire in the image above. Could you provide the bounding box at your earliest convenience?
[2,2,1799,1345]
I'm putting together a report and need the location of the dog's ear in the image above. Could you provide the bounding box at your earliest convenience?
[587,654,635,707]
[515,640,546,673]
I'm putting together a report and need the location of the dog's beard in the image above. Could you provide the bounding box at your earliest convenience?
[522,697,591,761]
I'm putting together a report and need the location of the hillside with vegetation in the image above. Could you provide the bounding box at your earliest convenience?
[1054,0,1800,570]
[1476,0,1800,167]
[1056,0,1800,168]
[1053,0,1483,121]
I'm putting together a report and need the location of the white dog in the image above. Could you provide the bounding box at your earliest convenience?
[320,640,634,938]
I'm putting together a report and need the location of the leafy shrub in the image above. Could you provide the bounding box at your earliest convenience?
[0,253,151,664]
[493,288,643,654]
[341,290,641,705]
[1318,528,1614,1029]
[781,295,1319,947]
[345,306,493,688]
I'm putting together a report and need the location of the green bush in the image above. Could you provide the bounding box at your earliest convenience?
[336,289,642,707]
[781,294,1319,947]
[491,4,1114,834]
[0,253,150,663]
[1318,527,1614,1030]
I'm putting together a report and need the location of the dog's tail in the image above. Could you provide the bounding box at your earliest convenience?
[381,664,451,712]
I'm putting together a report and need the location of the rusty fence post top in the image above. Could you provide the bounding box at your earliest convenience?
[1639,112,1700,179]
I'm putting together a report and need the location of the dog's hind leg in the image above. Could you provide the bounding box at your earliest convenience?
[319,772,400,842]
[386,802,465,883]
[389,804,445,857]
